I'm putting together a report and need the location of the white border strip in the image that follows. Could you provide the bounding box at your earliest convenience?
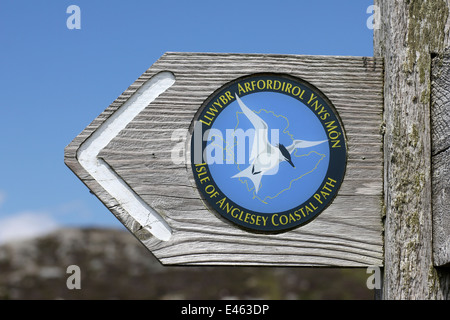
[77,72,175,241]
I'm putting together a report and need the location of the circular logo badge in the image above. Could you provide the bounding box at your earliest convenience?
[191,73,347,232]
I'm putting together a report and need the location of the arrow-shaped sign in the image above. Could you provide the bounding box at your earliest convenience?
[65,52,384,266]
[76,71,175,241]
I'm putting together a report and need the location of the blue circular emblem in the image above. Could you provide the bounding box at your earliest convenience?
[191,74,347,232]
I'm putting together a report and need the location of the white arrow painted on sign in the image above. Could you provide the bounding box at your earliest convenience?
[77,71,175,241]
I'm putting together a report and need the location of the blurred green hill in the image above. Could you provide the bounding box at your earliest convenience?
[0,228,374,300]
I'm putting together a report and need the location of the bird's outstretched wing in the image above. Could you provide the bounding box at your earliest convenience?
[286,139,328,154]
[235,94,270,161]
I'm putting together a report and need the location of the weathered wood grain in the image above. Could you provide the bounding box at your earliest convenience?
[374,0,450,299]
[66,52,384,266]
[432,52,450,267]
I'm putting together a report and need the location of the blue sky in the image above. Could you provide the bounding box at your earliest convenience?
[0,0,374,242]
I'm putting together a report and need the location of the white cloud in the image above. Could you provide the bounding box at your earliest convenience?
[0,211,59,244]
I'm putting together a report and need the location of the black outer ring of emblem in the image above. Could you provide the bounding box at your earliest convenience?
[191,73,347,233]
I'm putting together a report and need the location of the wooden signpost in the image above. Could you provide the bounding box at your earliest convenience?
[65,1,450,299]
[65,52,384,267]
[373,0,450,300]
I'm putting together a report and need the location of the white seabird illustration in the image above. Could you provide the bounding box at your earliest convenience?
[231,94,327,194]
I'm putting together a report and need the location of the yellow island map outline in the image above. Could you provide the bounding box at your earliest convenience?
[208,107,327,205]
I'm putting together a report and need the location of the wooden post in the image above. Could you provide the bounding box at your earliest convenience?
[374,0,450,299]
[432,51,450,267]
